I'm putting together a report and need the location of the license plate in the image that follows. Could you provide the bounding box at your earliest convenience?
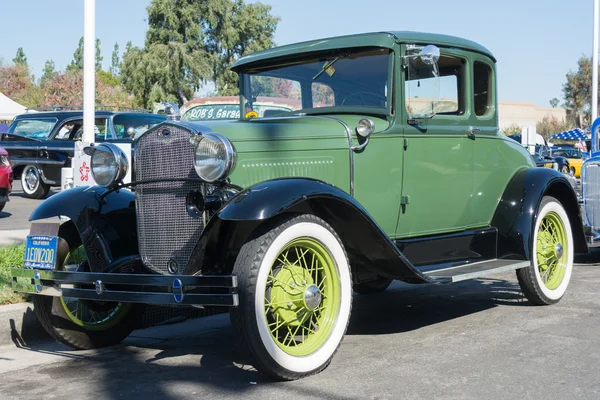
[24,222,60,270]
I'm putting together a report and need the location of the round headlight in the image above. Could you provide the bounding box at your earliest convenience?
[194,133,235,182]
[356,118,375,138]
[89,143,128,187]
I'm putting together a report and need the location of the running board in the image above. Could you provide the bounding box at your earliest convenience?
[423,259,530,283]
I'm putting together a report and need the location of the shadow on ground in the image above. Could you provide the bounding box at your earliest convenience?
[3,277,535,399]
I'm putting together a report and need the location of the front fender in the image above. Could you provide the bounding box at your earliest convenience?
[187,178,432,284]
[30,186,138,271]
[492,167,587,261]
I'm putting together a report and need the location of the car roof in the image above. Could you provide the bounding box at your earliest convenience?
[12,111,163,121]
[231,31,495,71]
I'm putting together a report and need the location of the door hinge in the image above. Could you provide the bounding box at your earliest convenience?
[400,195,411,205]
[403,137,409,150]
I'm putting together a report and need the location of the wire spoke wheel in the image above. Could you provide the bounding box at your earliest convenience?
[535,212,568,290]
[265,238,340,356]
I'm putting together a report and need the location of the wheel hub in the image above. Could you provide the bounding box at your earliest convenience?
[26,170,38,189]
[555,243,564,259]
[303,285,322,311]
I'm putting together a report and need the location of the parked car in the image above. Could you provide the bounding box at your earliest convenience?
[180,96,298,122]
[12,32,586,381]
[0,110,166,198]
[0,146,12,213]
[508,133,571,173]
[550,144,584,177]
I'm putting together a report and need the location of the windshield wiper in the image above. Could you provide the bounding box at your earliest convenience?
[313,57,340,80]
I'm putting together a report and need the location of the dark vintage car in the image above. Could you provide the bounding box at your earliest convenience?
[12,32,586,380]
[0,111,166,198]
[0,146,13,213]
[508,133,571,173]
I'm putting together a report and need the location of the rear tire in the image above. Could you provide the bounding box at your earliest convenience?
[230,214,352,380]
[21,165,50,199]
[516,196,574,305]
[33,229,143,349]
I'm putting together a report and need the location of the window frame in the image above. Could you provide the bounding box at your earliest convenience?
[472,59,495,119]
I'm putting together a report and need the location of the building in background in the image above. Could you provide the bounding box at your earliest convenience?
[498,101,566,130]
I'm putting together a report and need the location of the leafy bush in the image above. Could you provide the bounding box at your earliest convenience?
[0,245,27,305]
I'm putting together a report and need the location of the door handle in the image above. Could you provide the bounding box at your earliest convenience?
[468,127,481,137]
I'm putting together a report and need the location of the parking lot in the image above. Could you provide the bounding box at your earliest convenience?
[1,265,599,399]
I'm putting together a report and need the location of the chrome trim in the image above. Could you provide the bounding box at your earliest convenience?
[38,168,57,185]
[582,159,600,229]
[193,132,236,183]
[351,136,370,152]
[89,143,129,187]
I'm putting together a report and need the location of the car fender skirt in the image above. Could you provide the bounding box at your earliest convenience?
[187,178,433,283]
[492,167,587,260]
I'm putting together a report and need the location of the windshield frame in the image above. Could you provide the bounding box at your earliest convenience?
[238,47,395,119]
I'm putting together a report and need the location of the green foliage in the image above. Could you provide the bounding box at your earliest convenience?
[67,37,103,72]
[563,56,596,127]
[550,98,560,108]
[501,123,522,136]
[536,115,570,139]
[40,59,56,85]
[12,47,28,67]
[0,245,27,305]
[111,42,120,76]
[0,64,42,108]
[97,70,120,87]
[121,0,279,107]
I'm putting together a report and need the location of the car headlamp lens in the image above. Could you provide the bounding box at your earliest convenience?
[89,143,128,187]
[194,133,235,182]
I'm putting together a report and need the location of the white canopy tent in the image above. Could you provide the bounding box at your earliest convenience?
[0,91,27,120]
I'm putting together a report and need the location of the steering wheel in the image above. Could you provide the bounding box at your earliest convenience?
[341,92,386,106]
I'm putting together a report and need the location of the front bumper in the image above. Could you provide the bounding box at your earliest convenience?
[11,268,238,307]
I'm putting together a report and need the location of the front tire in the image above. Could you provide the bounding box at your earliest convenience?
[33,230,143,349]
[21,165,50,199]
[231,214,352,380]
[516,196,574,305]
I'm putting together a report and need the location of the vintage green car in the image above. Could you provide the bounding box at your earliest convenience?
[12,31,586,380]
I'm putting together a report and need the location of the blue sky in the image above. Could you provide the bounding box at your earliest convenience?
[0,0,594,107]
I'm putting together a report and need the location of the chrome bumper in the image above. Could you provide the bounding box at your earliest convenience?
[11,268,238,307]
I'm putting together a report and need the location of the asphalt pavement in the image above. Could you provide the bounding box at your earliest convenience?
[0,182,58,245]
[1,264,600,399]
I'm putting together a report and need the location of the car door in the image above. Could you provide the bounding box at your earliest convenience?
[39,118,82,183]
[396,47,474,237]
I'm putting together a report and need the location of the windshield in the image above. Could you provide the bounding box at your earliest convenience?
[8,118,57,139]
[240,48,391,118]
[114,114,166,140]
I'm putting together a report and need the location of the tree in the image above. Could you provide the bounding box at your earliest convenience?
[121,0,279,107]
[68,37,103,71]
[12,47,28,67]
[550,98,560,108]
[40,60,56,85]
[563,56,596,127]
[0,64,41,107]
[110,43,120,76]
[536,115,569,139]
[501,123,522,136]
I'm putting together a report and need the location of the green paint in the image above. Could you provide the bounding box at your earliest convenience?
[265,237,340,356]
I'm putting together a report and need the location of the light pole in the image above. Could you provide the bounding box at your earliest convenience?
[593,0,599,122]
[83,0,95,144]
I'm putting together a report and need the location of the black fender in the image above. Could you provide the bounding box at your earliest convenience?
[554,156,570,172]
[492,167,587,261]
[30,186,138,271]
[185,178,433,284]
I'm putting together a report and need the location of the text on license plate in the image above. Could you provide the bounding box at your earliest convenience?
[24,236,58,270]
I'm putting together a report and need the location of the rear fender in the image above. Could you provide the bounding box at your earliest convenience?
[492,167,587,260]
[29,186,138,270]
[186,178,432,284]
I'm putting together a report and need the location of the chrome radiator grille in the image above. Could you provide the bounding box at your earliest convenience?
[135,125,204,274]
[583,161,600,228]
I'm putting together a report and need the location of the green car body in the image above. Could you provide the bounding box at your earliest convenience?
[12,31,588,380]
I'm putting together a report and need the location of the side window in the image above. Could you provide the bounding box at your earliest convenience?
[54,121,81,140]
[312,82,335,108]
[72,118,110,141]
[405,54,464,116]
[474,61,492,117]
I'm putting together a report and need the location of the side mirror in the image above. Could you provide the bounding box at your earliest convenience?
[419,45,440,66]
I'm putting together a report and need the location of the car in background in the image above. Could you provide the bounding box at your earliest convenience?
[508,133,571,173]
[180,96,298,122]
[0,146,13,213]
[0,110,166,199]
[550,144,584,177]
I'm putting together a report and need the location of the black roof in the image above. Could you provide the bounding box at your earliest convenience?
[12,111,166,122]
